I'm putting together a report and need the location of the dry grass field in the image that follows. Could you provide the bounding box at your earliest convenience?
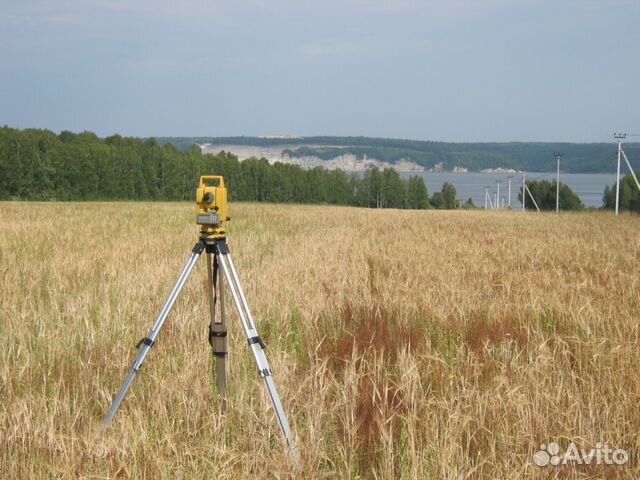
[1,201,640,479]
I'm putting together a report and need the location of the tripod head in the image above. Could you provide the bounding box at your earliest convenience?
[196,176,228,240]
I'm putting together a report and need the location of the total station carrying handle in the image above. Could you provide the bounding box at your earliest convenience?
[199,176,225,189]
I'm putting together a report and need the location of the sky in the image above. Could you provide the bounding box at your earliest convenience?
[0,0,638,142]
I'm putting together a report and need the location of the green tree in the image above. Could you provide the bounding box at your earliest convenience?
[463,197,476,209]
[350,174,369,207]
[328,169,352,205]
[307,166,329,203]
[441,182,458,209]
[382,168,405,208]
[518,180,584,210]
[406,176,430,209]
[603,174,640,211]
[367,167,385,208]
[431,192,445,209]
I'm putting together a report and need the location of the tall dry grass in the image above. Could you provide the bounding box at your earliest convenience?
[1,201,639,478]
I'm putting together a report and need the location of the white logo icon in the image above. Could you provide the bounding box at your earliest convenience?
[533,442,561,467]
[534,441,628,467]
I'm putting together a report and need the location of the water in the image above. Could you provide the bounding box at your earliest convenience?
[400,172,617,209]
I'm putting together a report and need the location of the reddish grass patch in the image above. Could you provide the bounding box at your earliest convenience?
[324,303,425,365]
[319,302,425,474]
[464,312,527,354]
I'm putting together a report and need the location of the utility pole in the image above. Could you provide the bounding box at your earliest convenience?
[484,186,489,210]
[614,133,626,216]
[613,133,640,215]
[507,174,513,208]
[496,180,502,210]
[522,172,526,211]
[554,152,563,212]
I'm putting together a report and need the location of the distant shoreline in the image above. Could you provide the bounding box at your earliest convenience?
[155,135,639,174]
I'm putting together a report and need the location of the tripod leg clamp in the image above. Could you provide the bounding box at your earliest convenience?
[248,336,266,349]
[136,337,154,349]
[214,242,230,255]
[192,241,206,254]
[209,330,227,340]
[208,329,228,357]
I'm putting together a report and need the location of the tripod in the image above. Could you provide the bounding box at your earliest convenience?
[102,236,299,465]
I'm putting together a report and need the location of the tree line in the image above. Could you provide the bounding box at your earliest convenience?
[8,127,634,211]
[1,127,458,209]
[516,177,640,212]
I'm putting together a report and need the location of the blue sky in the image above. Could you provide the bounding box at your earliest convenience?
[1,0,638,142]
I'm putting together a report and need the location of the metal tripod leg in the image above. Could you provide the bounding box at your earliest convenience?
[102,241,206,428]
[206,251,228,408]
[214,241,300,466]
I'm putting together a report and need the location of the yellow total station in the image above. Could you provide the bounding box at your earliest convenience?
[196,176,228,240]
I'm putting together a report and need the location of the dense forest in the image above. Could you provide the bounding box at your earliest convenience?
[157,136,640,173]
[0,127,438,209]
